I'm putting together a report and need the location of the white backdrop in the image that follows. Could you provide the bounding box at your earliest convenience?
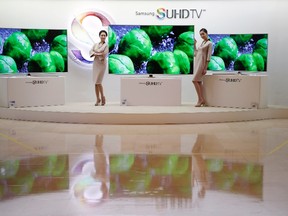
[0,0,288,107]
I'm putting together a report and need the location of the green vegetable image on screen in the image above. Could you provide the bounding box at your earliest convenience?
[234,54,258,72]
[230,34,253,46]
[0,28,68,73]
[28,52,56,72]
[0,36,2,49]
[108,26,117,50]
[254,38,268,67]
[173,49,190,74]
[21,29,49,42]
[214,37,238,66]
[172,26,194,37]
[0,55,18,73]
[51,34,67,70]
[108,25,195,75]
[209,33,268,72]
[174,31,194,70]
[118,28,152,63]
[109,54,135,74]
[208,56,226,71]
[147,51,180,74]
[252,52,265,71]
[46,30,67,43]
[141,25,173,41]
[3,32,32,65]
[50,51,65,72]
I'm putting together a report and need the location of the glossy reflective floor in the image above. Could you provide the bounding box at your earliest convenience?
[0,119,288,216]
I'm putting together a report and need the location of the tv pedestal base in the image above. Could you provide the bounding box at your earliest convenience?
[203,74,267,109]
[120,77,181,106]
[0,76,65,108]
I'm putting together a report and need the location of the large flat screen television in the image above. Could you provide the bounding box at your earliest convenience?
[108,25,194,75]
[0,28,68,74]
[208,33,268,72]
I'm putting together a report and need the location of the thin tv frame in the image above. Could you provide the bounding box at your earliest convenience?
[207,33,268,73]
[0,27,68,74]
[108,24,195,75]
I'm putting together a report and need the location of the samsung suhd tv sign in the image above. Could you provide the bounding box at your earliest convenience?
[135,8,206,19]
[157,8,206,19]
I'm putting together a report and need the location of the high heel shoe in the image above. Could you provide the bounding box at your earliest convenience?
[195,101,207,107]
[101,96,106,106]
[95,99,101,106]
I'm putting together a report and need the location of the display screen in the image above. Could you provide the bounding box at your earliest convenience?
[208,34,268,72]
[108,25,194,75]
[0,155,69,200]
[0,28,68,74]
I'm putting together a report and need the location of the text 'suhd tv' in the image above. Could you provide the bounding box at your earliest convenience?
[108,25,194,75]
[0,28,68,74]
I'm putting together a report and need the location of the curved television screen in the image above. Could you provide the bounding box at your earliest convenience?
[108,25,195,75]
[0,28,68,74]
[208,34,268,72]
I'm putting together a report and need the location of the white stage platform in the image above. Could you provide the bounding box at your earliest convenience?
[0,103,287,124]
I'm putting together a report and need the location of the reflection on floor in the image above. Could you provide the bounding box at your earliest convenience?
[0,119,288,216]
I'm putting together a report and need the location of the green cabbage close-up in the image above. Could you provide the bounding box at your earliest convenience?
[3,31,32,65]
[21,29,49,42]
[234,54,258,72]
[0,55,18,73]
[230,34,253,46]
[174,31,195,70]
[109,54,135,74]
[118,28,152,63]
[214,37,238,66]
[254,38,268,68]
[173,49,190,74]
[108,26,117,50]
[146,51,180,75]
[28,52,57,72]
[208,56,226,71]
[141,25,173,41]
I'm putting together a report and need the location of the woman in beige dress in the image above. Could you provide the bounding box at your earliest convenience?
[193,28,213,107]
[90,30,109,106]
